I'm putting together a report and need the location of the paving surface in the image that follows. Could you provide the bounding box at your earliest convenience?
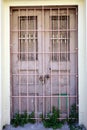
[3,123,70,130]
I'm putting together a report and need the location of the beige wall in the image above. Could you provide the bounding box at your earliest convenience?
[2,2,10,129]
[0,0,2,130]
[1,0,87,128]
[84,0,87,127]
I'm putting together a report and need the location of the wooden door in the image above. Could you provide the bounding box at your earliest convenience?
[10,7,78,119]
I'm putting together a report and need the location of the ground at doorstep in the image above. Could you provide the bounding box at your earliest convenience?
[3,123,70,130]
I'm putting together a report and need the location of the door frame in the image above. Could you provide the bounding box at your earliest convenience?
[1,0,86,127]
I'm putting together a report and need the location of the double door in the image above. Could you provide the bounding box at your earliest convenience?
[10,7,78,119]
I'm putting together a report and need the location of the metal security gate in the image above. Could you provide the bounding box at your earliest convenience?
[10,6,78,119]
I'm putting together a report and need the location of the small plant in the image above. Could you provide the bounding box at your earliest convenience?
[11,111,35,127]
[11,113,22,127]
[42,106,63,129]
[11,112,27,127]
[67,104,79,130]
[28,112,35,124]
[68,104,78,126]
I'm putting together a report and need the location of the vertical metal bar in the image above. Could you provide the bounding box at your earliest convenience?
[34,8,37,120]
[26,9,29,116]
[18,9,21,114]
[52,14,54,62]
[57,8,60,112]
[66,8,69,118]
[75,7,78,111]
[42,6,45,117]
[28,10,30,115]
[58,8,61,115]
[49,8,52,113]
[10,9,13,118]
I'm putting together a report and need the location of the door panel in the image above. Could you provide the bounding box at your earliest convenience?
[10,7,78,119]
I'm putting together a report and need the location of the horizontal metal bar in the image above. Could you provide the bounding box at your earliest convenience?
[11,6,77,10]
[11,95,77,98]
[10,51,78,54]
[11,74,78,76]
[18,38,71,40]
[19,38,37,40]
[12,117,75,120]
[11,29,77,32]
[16,83,39,85]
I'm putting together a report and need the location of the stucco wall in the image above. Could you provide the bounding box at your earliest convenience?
[0,0,2,130]
[1,0,87,129]
[84,0,87,127]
